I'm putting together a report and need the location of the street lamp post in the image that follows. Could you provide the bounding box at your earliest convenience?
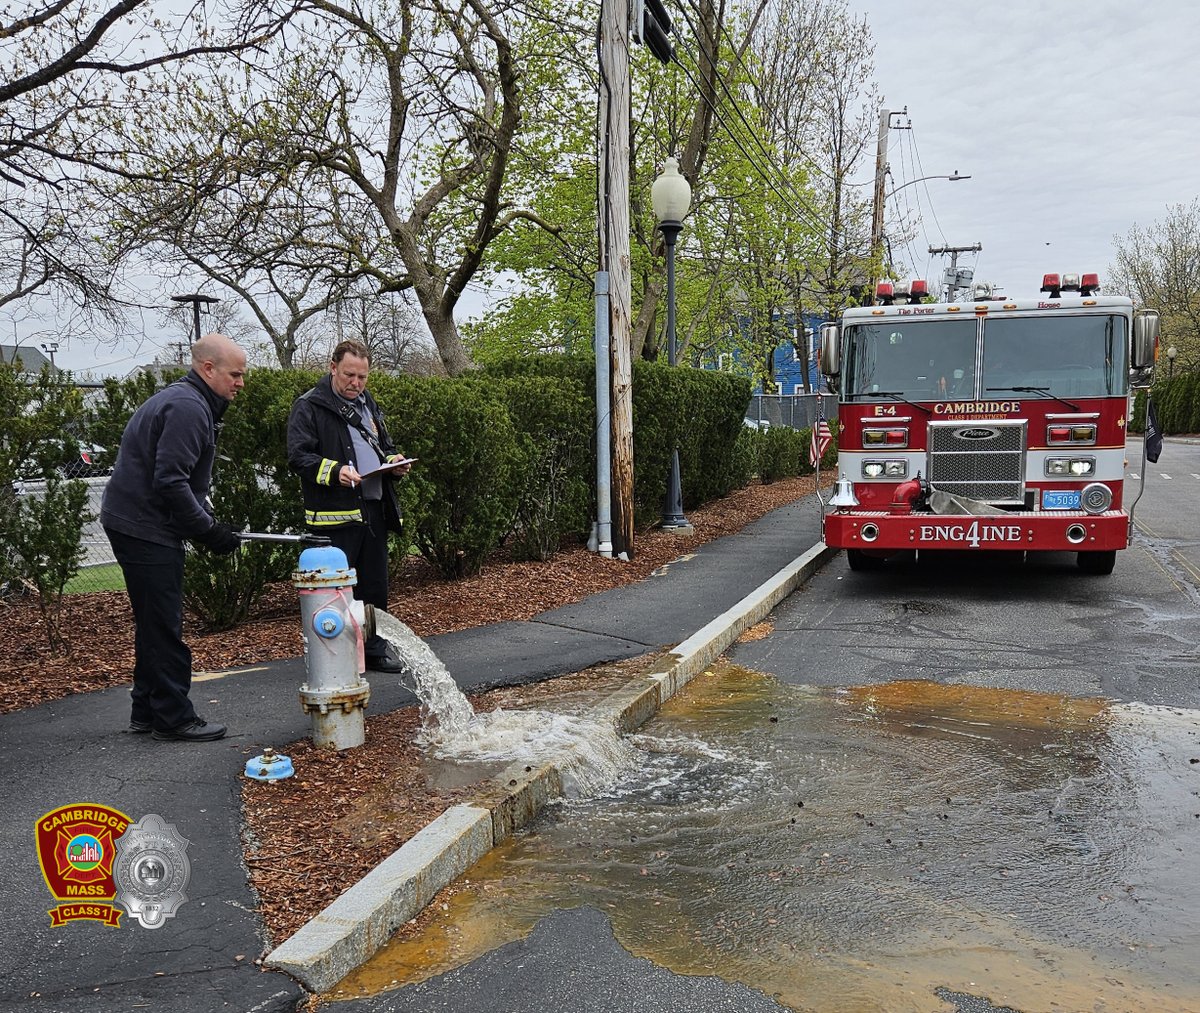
[170,293,221,346]
[651,156,693,533]
[40,342,58,369]
[1166,344,1178,382]
[871,172,970,291]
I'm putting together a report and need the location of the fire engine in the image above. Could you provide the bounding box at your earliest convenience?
[817,273,1160,574]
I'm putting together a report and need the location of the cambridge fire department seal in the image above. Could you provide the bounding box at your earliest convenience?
[35,803,132,927]
[112,814,191,929]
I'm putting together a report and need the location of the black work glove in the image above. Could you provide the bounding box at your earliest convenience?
[196,521,241,555]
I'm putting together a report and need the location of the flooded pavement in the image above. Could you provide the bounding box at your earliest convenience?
[333,665,1200,1013]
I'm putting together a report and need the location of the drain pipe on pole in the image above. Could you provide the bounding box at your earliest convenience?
[593,270,614,557]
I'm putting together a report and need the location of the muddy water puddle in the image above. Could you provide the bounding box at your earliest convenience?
[335,666,1200,1012]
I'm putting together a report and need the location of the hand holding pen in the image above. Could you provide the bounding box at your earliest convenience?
[339,463,362,489]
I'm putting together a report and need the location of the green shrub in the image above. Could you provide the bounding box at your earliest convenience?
[758,426,805,483]
[10,473,92,650]
[729,425,756,488]
[486,374,594,559]
[486,354,752,526]
[0,364,91,643]
[183,369,314,631]
[372,374,522,578]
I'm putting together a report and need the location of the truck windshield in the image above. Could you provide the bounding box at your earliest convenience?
[843,319,978,401]
[981,315,1128,398]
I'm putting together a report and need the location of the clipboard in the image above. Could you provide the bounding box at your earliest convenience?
[357,457,417,480]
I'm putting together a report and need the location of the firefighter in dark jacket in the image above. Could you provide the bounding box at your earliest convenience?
[287,340,411,673]
[100,332,246,742]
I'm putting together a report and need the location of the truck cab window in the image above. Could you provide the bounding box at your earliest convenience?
[981,315,1127,398]
[844,319,978,401]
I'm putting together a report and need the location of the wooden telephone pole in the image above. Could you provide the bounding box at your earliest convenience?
[598,0,635,558]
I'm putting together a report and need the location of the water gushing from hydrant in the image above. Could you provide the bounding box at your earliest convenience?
[373,610,637,795]
[373,610,475,736]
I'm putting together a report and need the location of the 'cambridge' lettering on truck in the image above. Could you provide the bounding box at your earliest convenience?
[817,273,1161,575]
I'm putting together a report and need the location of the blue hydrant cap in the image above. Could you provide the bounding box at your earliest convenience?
[244,749,294,781]
[297,545,350,573]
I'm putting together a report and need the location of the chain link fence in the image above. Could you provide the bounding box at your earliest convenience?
[11,476,119,595]
[744,393,838,431]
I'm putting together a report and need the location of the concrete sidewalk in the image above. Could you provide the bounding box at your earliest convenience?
[0,492,832,1013]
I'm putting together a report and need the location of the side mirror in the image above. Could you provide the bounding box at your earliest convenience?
[1132,310,1160,370]
[818,322,840,377]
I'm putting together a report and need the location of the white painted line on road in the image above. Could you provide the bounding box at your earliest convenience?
[1129,472,1140,479]
[1160,473,1173,480]
[1192,473,1200,480]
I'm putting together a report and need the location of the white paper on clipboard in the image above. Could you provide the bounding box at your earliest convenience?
[357,457,417,480]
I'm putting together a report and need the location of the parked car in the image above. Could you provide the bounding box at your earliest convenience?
[60,443,111,479]
[15,440,111,483]
[742,418,772,432]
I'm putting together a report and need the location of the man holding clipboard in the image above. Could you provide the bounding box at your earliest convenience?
[287,340,413,673]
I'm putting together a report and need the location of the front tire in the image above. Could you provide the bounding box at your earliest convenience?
[846,548,884,572]
[1077,550,1116,575]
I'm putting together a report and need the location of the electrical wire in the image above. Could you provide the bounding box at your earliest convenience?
[670,5,827,231]
[664,16,825,233]
[702,0,857,192]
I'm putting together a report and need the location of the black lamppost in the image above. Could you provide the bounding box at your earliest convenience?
[171,293,221,345]
[40,342,58,369]
[652,156,693,532]
[1167,344,1177,381]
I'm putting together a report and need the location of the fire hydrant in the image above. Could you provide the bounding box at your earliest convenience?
[293,545,372,749]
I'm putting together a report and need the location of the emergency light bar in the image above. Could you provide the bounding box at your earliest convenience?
[875,280,928,306]
[1041,272,1100,298]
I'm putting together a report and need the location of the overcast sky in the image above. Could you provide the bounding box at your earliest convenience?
[24,0,1199,374]
[855,0,1196,299]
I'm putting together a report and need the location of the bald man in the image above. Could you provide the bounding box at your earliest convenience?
[101,333,247,742]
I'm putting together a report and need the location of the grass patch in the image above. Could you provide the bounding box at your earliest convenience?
[64,563,125,595]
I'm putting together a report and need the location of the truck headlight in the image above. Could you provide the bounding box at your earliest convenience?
[862,460,908,479]
[1045,457,1095,477]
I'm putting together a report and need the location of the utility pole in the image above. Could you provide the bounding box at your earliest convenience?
[869,108,909,293]
[928,243,983,301]
[597,0,635,559]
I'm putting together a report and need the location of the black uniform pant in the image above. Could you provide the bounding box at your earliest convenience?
[323,499,392,659]
[105,528,196,731]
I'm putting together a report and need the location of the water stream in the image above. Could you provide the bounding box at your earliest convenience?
[373,610,637,795]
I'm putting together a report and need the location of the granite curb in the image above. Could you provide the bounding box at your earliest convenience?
[265,541,838,993]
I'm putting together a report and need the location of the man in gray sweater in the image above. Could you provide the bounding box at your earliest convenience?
[100,333,246,741]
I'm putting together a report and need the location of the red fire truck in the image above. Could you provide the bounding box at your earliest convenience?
[817,273,1160,574]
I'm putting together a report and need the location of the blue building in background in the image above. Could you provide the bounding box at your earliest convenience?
[707,311,825,394]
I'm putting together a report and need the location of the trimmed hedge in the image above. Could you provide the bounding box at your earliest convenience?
[485,354,756,525]
[1131,372,1199,434]
[27,354,837,631]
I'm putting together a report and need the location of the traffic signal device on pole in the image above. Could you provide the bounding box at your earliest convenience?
[632,0,674,65]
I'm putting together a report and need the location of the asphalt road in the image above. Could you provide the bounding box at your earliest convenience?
[324,441,1200,1013]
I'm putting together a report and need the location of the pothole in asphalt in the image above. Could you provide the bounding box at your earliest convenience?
[331,666,1200,1012]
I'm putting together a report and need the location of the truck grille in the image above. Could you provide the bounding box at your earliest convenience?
[927,421,1026,504]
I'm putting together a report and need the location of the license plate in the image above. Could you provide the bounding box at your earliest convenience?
[1042,490,1081,510]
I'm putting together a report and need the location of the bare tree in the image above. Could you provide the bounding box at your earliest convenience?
[1109,199,1200,369]
[177,0,560,375]
[0,0,271,319]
